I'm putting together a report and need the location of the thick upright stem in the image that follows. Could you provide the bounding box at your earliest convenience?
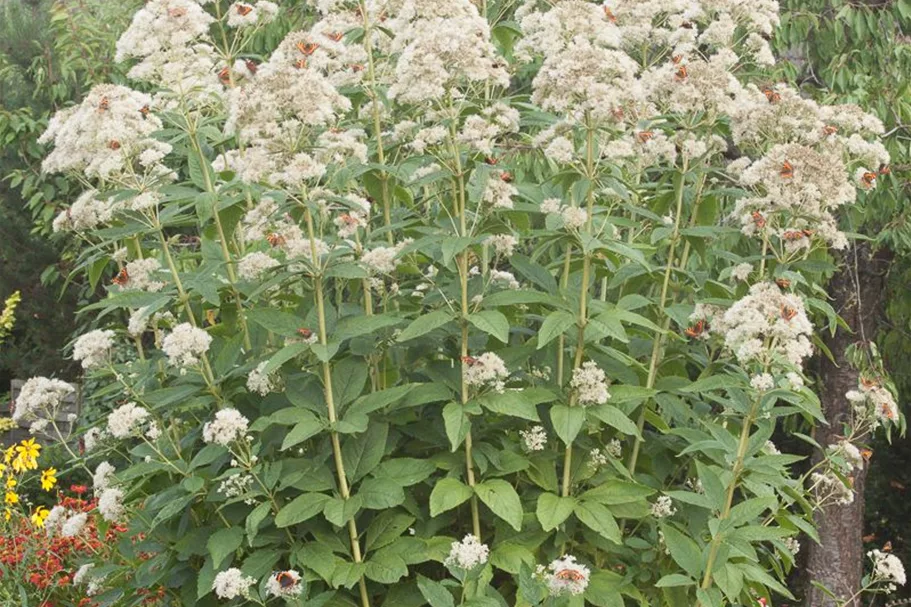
[626,161,692,476]
[304,209,370,607]
[560,120,596,498]
[450,121,482,539]
[186,126,251,350]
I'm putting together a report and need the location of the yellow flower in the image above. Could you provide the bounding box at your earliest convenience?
[13,439,40,473]
[40,468,57,491]
[31,506,49,528]
[5,476,16,490]
[4,509,10,522]
[5,490,19,505]
[0,417,16,432]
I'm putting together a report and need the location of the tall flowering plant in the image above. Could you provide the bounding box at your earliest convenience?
[31,0,902,605]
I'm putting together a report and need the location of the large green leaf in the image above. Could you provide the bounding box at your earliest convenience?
[475,479,522,531]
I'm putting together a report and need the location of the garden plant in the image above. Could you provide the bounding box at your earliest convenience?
[5,0,907,605]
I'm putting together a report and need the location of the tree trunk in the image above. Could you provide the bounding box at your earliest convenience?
[805,243,892,606]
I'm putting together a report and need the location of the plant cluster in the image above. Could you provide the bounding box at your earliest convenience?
[25,0,906,606]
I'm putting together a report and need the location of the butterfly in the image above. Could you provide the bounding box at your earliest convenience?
[751,211,766,229]
[555,569,586,582]
[297,328,313,339]
[218,67,232,85]
[861,171,877,187]
[674,65,688,81]
[603,6,617,22]
[780,305,797,321]
[672,54,683,64]
[245,60,258,75]
[326,31,344,42]
[296,41,319,55]
[462,355,478,366]
[684,320,708,338]
[878,165,891,176]
[637,130,654,144]
[775,278,791,289]
[275,571,297,589]
[109,140,122,150]
[205,309,218,326]
[860,375,878,389]
[236,3,254,16]
[883,541,893,552]
[112,268,129,286]
[294,59,308,69]
[823,125,838,136]
[763,87,781,103]
[168,7,187,17]
[139,105,150,118]
[500,171,513,183]
[267,232,286,247]
[782,229,812,241]
[611,107,625,121]
[98,96,110,111]
[861,448,874,462]
[780,160,794,179]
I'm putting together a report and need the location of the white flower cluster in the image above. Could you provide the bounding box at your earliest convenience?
[45,506,88,538]
[73,329,116,370]
[238,251,281,280]
[650,495,677,519]
[444,534,490,570]
[570,361,611,406]
[543,554,590,596]
[266,570,303,598]
[93,461,117,493]
[713,282,814,368]
[226,1,279,28]
[868,549,907,592]
[98,487,125,522]
[485,234,519,257]
[13,377,75,425]
[107,402,151,439]
[52,190,117,233]
[247,362,281,396]
[463,352,510,393]
[520,425,547,452]
[361,240,411,274]
[39,84,172,181]
[540,198,588,230]
[122,258,167,292]
[810,471,854,506]
[213,568,256,599]
[162,323,212,368]
[203,408,250,446]
[847,379,899,427]
[218,473,254,501]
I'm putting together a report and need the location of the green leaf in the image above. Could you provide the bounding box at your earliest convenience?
[537,310,576,349]
[574,501,621,544]
[551,405,585,445]
[475,479,523,531]
[373,458,436,487]
[443,402,470,451]
[429,478,473,516]
[476,388,553,421]
[247,309,304,337]
[469,310,510,343]
[359,478,406,509]
[365,511,416,552]
[655,574,695,588]
[511,253,558,293]
[335,314,402,340]
[323,495,363,526]
[207,527,243,568]
[245,502,271,546]
[333,358,369,406]
[342,423,388,482]
[275,493,331,528]
[281,410,324,451]
[536,492,576,531]
[581,479,656,505]
[397,309,453,342]
[679,374,741,393]
[588,404,640,436]
[417,575,455,607]
[662,525,704,578]
[364,550,409,584]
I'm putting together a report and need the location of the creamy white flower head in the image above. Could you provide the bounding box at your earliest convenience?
[93,461,117,493]
[713,282,814,369]
[107,402,150,439]
[98,487,125,522]
[122,258,167,292]
[238,251,280,280]
[445,535,489,570]
[266,570,303,598]
[561,206,588,230]
[520,425,547,452]
[162,323,212,367]
[39,84,170,180]
[203,408,250,446]
[61,512,89,538]
[490,269,520,290]
[361,240,411,274]
[84,427,109,452]
[650,495,677,519]
[13,377,74,423]
[213,568,255,599]
[52,190,119,233]
[570,361,610,406]
[463,352,510,393]
[483,175,517,210]
[750,373,774,392]
[485,234,518,257]
[869,549,906,592]
[73,329,116,370]
[545,554,590,596]
[247,362,281,396]
[731,262,753,282]
[74,564,95,585]
[115,0,215,63]
[44,506,69,537]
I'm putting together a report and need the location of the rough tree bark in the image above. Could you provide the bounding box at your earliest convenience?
[805,243,892,606]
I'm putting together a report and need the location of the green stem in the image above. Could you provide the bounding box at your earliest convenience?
[450,119,482,539]
[304,208,370,607]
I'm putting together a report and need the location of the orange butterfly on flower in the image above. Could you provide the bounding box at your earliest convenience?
[235,3,254,16]
[637,130,654,144]
[267,232,286,247]
[780,160,794,179]
[751,211,766,229]
[763,87,781,104]
[296,41,320,55]
[98,96,110,112]
[782,229,812,241]
[108,140,122,150]
[861,171,877,187]
[780,305,797,321]
[674,65,688,81]
[775,278,791,289]
[555,569,586,581]
[823,124,839,136]
[276,571,298,589]
[462,355,478,366]
[326,31,344,42]
[684,319,708,339]
[603,6,617,22]
[112,268,129,286]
